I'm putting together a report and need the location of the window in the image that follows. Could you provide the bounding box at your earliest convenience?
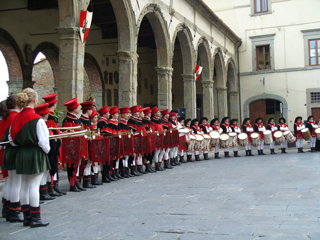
[309,39,320,66]
[256,45,270,70]
[254,0,268,14]
[311,92,320,103]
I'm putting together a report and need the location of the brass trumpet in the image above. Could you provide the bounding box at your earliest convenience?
[49,129,91,140]
[48,126,82,131]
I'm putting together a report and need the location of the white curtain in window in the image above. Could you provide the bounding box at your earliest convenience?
[255,0,261,12]
[262,0,268,11]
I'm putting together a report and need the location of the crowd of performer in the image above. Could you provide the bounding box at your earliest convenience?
[0,88,319,228]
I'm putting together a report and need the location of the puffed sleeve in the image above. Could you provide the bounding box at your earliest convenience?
[37,118,50,154]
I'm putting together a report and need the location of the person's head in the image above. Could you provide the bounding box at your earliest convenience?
[139,110,145,119]
[191,119,199,126]
[295,116,302,123]
[200,117,208,125]
[308,116,314,122]
[268,118,274,124]
[130,105,140,118]
[255,117,263,124]
[185,118,191,127]
[97,105,110,119]
[242,118,250,126]
[169,112,177,121]
[230,119,238,126]
[90,114,98,124]
[178,117,185,125]
[160,109,170,120]
[1,94,18,119]
[48,102,57,111]
[279,118,286,124]
[64,98,80,115]
[17,88,38,109]
[81,101,94,117]
[211,118,219,126]
[109,106,119,120]
[0,100,7,119]
[119,107,131,120]
[35,103,50,120]
[43,93,58,111]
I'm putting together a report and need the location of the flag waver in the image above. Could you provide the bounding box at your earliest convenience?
[194,65,203,81]
[80,10,93,43]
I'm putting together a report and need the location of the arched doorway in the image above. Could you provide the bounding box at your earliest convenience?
[226,59,239,120]
[213,49,226,119]
[136,4,171,110]
[171,24,195,118]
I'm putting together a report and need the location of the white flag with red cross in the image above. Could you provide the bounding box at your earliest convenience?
[194,65,203,81]
[79,10,93,43]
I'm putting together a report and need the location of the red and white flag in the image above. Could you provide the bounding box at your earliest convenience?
[80,10,93,43]
[194,65,203,81]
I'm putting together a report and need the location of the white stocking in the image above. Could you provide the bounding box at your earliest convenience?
[233,147,238,151]
[83,161,92,175]
[180,150,184,156]
[158,149,165,163]
[194,150,199,155]
[297,139,303,148]
[169,148,174,158]
[40,170,48,185]
[138,155,143,165]
[2,177,9,200]
[9,171,21,203]
[153,148,160,163]
[20,172,44,207]
[270,141,275,150]
[280,141,287,148]
[215,145,220,153]
[224,148,228,152]
[311,137,316,148]
[165,148,171,160]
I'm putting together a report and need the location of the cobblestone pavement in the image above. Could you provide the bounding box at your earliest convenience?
[1,147,320,240]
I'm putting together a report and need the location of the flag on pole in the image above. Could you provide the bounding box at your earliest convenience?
[80,10,93,43]
[194,65,203,81]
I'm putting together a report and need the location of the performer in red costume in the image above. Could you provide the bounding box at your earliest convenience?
[306,115,318,152]
[210,118,223,159]
[191,118,203,161]
[10,88,50,227]
[161,109,175,168]
[151,106,165,171]
[230,119,241,157]
[220,117,231,158]
[242,118,254,156]
[266,118,278,154]
[294,116,306,153]
[185,119,193,162]
[199,117,210,160]
[278,118,289,154]
[254,117,266,155]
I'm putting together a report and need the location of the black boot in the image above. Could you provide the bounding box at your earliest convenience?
[300,148,305,153]
[170,158,176,166]
[54,181,67,195]
[22,205,31,226]
[234,151,240,157]
[261,150,266,155]
[258,150,261,155]
[121,169,129,178]
[30,206,49,228]
[270,149,277,154]
[224,152,231,158]
[187,155,193,162]
[137,165,147,174]
[5,201,10,222]
[2,198,7,219]
[116,170,124,179]
[249,150,254,156]
[164,160,173,169]
[69,184,81,192]
[179,156,186,163]
[215,153,221,159]
[111,171,119,180]
[131,166,140,176]
[40,185,56,200]
[281,148,287,154]
[75,178,87,191]
[47,182,63,197]
[311,148,316,152]
[106,166,117,181]
[8,202,23,223]
[134,166,143,176]
[126,167,134,177]
[203,153,209,160]
[83,175,95,188]
[174,157,181,165]
[91,173,103,185]
[195,155,200,161]
[246,150,249,156]
[155,163,163,171]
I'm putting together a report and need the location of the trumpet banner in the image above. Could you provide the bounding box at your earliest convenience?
[80,136,88,160]
[61,137,81,167]
[109,137,121,160]
[171,130,179,147]
[150,135,156,152]
[179,136,187,151]
[133,135,142,155]
[90,138,110,164]
[155,134,163,149]
[141,135,151,155]
[120,135,134,156]
[163,132,172,149]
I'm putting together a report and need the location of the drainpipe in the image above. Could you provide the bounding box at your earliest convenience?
[237,42,242,122]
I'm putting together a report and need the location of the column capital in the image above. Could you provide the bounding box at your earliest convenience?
[181,74,194,82]
[56,27,79,40]
[117,51,139,62]
[228,90,239,96]
[201,80,214,85]
[216,87,228,92]
[155,67,173,75]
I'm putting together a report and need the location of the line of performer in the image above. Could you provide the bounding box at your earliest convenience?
[0,88,320,228]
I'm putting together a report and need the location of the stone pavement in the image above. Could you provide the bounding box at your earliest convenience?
[1,148,320,240]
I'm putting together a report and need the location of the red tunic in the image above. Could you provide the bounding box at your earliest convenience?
[243,124,253,143]
[278,123,288,132]
[152,117,164,132]
[294,122,304,139]
[161,118,173,130]
[307,121,318,137]
[212,124,220,132]
[268,123,276,140]
[255,123,265,140]
[46,111,61,135]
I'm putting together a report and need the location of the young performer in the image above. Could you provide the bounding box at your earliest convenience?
[185,118,193,162]
[10,88,50,227]
[200,117,210,160]
[168,111,181,165]
[62,98,86,192]
[294,116,305,153]
[37,103,60,201]
[1,95,22,222]
[242,118,254,156]
[230,119,241,157]
[170,112,186,163]
[142,107,156,172]
[119,107,134,177]
[178,117,185,126]
[151,106,165,171]
[306,115,318,152]
[278,118,289,153]
[210,118,223,159]
[136,107,148,174]
[79,101,96,188]
[97,105,115,182]
[220,117,231,158]
[254,117,266,155]
[161,109,175,168]
[191,118,203,161]
[42,93,66,195]
[267,118,278,154]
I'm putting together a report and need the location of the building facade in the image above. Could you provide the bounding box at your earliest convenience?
[0,0,241,120]
[205,0,320,126]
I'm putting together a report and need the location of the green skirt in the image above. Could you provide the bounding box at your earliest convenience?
[15,146,51,175]
[2,146,18,171]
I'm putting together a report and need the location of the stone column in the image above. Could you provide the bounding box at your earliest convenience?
[91,89,104,109]
[7,80,23,95]
[202,80,214,118]
[117,51,138,107]
[182,74,196,119]
[228,90,240,120]
[216,87,228,119]
[155,67,173,110]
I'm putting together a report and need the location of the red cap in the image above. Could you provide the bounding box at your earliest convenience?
[97,105,110,116]
[80,101,94,110]
[42,93,58,105]
[160,109,170,116]
[143,107,151,115]
[130,105,140,113]
[35,103,50,116]
[139,106,143,113]
[151,106,159,115]
[90,110,98,120]
[109,106,119,115]
[119,107,130,114]
[169,112,177,117]
[64,98,80,111]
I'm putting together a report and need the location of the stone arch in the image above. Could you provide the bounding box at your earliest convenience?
[32,42,59,88]
[196,37,213,118]
[226,58,237,92]
[0,28,24,90]
[243,94,288,121]
[226,58,239,119]
[84,53,104,107]
[136,3,171,68]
